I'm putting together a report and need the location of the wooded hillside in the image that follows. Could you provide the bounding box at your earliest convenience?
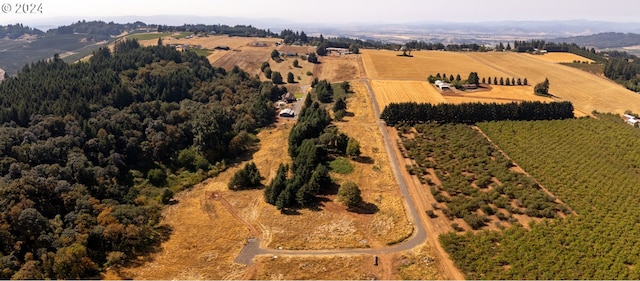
[0,39,278,278]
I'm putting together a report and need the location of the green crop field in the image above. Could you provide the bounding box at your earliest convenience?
[440,114,640,279]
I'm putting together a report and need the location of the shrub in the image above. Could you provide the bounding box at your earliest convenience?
[148,168,167,186]
[329,157,354,174]
[337,181,363,209]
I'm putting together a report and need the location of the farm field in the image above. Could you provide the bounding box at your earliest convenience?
[397,122,571,233]
[440,114,640,279]
[362,49,640,116]
[465,52,640,115]
[361,50,510,81]
[370,80,447,110]
[369,80,557,116]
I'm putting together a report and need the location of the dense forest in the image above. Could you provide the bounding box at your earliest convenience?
[1,24,44,39]
[380,101,574,126]
[47,20,148,41]
[0,39,279,278]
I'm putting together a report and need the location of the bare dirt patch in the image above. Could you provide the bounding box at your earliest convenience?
[316,54,366,82]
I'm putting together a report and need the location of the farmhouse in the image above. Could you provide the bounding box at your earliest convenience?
[327,47,352,55]
[281,92,297,103]
[279,108,295,117]
[435,80,451,91]
[624,114,639,126]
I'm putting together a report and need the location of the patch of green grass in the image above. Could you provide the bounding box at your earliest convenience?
[190,48,213,57]
[329,157,354,174]
[166,169,208,193]
[173,32,194,39]
[126,32,171,40]
[560,62,604,75]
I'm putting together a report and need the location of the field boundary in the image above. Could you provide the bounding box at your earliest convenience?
[472,126,576,216]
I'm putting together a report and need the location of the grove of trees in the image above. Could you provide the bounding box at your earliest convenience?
[440,114,640,279]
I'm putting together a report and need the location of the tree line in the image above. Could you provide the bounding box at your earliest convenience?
[0,23,44,39]
[380,101,574,125]
[0,39,278,278]
[604,56,640,92]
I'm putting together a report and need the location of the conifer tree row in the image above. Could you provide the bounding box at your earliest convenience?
[381,101,574,125]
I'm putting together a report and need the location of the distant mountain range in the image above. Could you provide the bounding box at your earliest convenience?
[551,32,640,49]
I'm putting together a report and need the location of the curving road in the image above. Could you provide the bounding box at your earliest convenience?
[234,79,428,264]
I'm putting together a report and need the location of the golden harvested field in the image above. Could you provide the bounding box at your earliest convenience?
[361,50,509,80]
[362,49,640,116]
[371,80,447,110]
[528,52,594,63]
[465,52,640,115]
[441,85,553,105]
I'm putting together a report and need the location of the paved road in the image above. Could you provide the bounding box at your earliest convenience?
[234,79,429,264]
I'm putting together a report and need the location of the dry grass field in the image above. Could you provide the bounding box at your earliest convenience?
[253,255,373,280]
[362,49,640,116]
[315,54,366,82]
[528,52,594,63]
[370,80,447,110]
[110,168,251,280]
[110,84,420,278]
[465,52,640,115]
[361,50,509,80]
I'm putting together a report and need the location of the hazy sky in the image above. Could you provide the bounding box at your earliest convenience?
[2,0,639,25]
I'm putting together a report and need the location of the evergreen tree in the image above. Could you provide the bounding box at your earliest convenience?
[271,49,280,60]
[265,164,288,205]
[333,98,347,112]
[271,71,283,84]
[467,72,480,85]
[287,72,295,83]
